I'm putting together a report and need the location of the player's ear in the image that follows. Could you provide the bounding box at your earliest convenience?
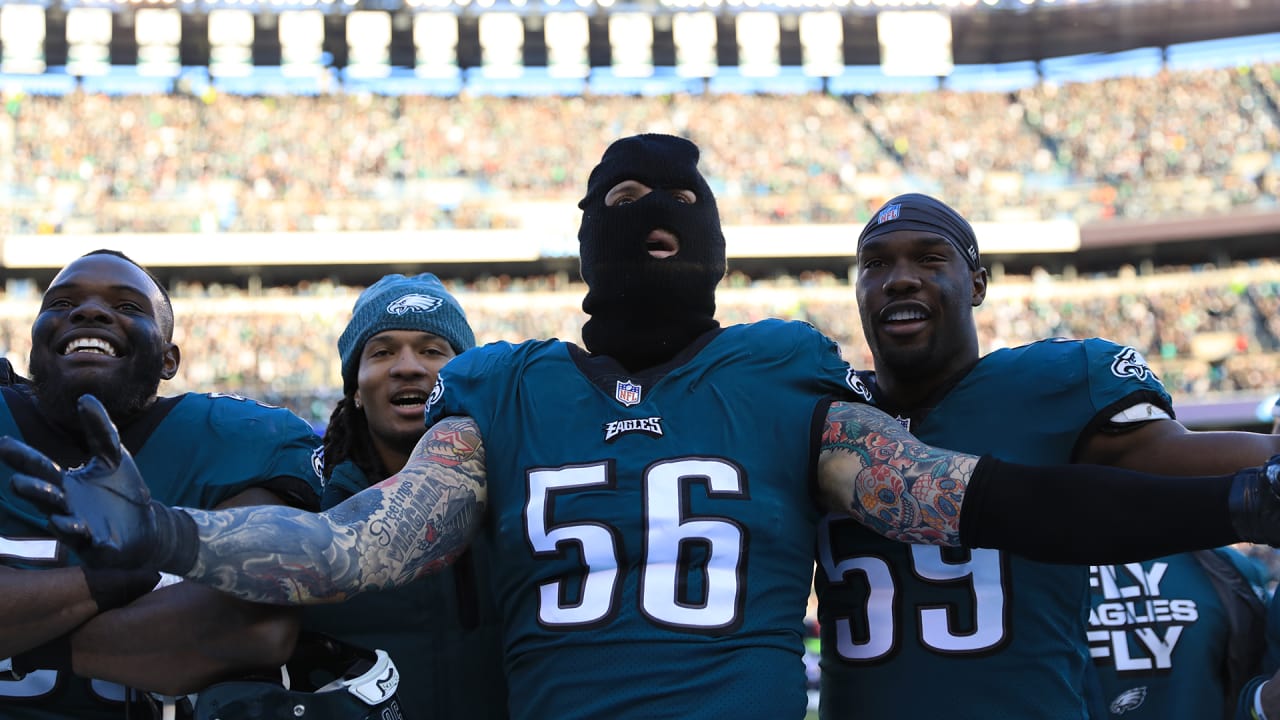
[160,343,180,381]
[971,267,989,307]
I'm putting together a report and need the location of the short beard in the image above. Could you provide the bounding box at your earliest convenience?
[875,342,948,383]
[29,350,164,433]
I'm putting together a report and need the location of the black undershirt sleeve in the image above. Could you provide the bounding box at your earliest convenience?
[958,455,1237,564]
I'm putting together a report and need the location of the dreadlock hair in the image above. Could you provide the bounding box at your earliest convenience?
[319,394,386,483]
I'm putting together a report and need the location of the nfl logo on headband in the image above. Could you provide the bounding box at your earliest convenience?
[876,204,901,225]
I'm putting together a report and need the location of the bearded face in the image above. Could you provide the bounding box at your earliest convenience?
[28,254,177,432]
[29,326,168,431]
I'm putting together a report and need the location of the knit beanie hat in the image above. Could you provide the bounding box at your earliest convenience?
[337,273,475,393]
[576,134,725,370]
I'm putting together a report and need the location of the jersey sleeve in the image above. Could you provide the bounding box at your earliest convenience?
[319,463,371,509]
[769,319,872,405]
[1079,337,1174,420]
[192,396,324,510]
[1235,588,1280,720]
[424,342,520,430]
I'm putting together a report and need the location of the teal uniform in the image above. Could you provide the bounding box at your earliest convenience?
[0,386,322,720]
[1091,548,1269,719]
[816,338,1172,720]
[1236,583,1280,720]
[304,459,509,719]
[425,320,863,720]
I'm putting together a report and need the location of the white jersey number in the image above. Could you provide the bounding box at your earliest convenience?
[818,515,1009,660]
[526,458,747,631]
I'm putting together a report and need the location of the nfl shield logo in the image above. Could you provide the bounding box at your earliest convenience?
[615,380,642,407]
[876,204,901,225]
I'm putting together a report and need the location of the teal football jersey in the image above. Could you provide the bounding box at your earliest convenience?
[304,459,509,719]
[816,338,1173,720]
[1090,548,1269,719]
[0,388,322,720]
[1235,584,1280,720]
[425,320,862,720]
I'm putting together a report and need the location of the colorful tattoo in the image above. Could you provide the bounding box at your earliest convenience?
[185,416,487,605]
[819,402,976,545]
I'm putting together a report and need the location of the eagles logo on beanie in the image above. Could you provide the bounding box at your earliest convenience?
[337,273,476,394]
[577,134,726,371]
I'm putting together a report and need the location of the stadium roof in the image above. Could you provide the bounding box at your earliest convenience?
[15,0,1280,71]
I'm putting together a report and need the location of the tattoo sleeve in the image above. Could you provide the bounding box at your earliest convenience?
[181,416,487,605]
[817,401,978,546]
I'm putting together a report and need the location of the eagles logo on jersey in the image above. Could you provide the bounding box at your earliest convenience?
[845,368,873,403]
[1110,346,1153,382]
[425,376,445,415]
[1109,686,1148,714]
[311,446,326,484]
[602,417,663,442]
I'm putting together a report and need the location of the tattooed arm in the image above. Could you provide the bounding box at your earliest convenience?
[814,401,1279,562]
[816,401,973,547]
[180,415,487,605]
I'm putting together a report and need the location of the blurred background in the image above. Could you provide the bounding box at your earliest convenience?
[2,1,1280,711]
[0,0,1277,447]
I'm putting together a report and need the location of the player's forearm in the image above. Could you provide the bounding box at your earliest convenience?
[67,582,299,695]
[179,416,488,605]
[817,401,973,545]
[818,401,1248,562]
[0,566,98,658]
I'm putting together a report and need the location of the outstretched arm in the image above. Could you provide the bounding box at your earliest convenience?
[182,415,487,605]
[816,401,974,546]
[0,397,488,606]
[817,401,1280,563]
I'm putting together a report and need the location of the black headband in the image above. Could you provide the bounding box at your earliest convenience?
[857,193,980,271]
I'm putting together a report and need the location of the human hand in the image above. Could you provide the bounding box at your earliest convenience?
[0,395,159,569]
[1228,455,1280,547]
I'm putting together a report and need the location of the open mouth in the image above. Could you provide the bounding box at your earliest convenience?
[646,230,680,259]
[389,389,430,409]
[60,337,120,357]
[878,304,932,335]
[881,308,930,324]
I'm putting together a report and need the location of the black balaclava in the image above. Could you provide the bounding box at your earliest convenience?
[577,134,726,371]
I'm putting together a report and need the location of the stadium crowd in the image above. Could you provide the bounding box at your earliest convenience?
[3,61,1279,235]
[0,261,1274,428]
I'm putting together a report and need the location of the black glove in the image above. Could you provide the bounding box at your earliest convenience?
[0,395,197,573]
[1228,454,1280,546]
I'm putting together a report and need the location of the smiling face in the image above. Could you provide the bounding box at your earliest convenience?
[355,329,456,473]
[28,253,179,429]
[855,229,987,393]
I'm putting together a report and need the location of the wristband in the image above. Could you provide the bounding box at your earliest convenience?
[83,567,162,612]
[1255,682,1270,720]
[149,504,200,576]
[12,635,71,675]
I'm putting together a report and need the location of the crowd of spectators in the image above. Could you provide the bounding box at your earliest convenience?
[0,262,1274,427]
[3,61,1278,236]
